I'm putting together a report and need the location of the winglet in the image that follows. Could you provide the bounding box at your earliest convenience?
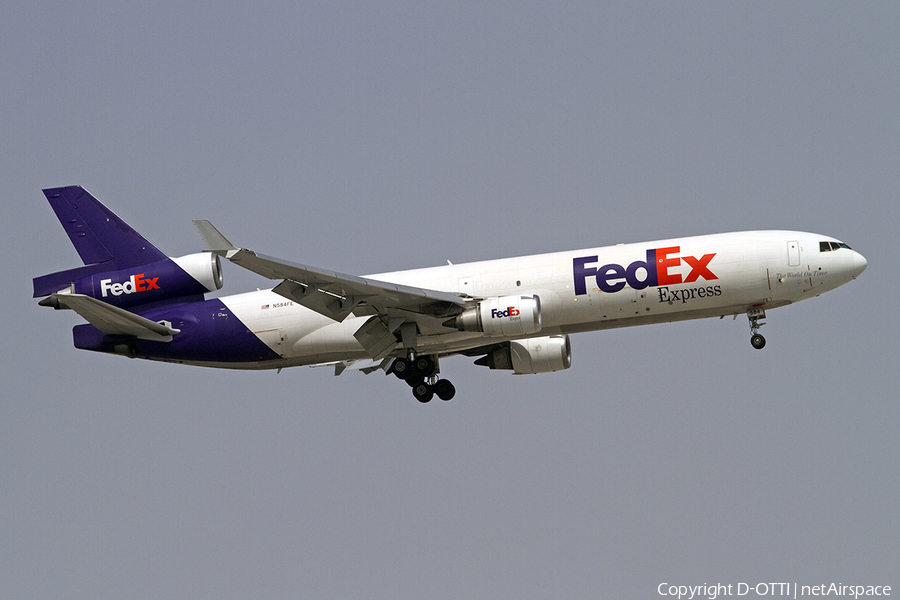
[193,220,239,258]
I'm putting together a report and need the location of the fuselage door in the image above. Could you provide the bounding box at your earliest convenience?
[255,328,286,357]
[787,241,801,267]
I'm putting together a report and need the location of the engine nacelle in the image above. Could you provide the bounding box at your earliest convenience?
[447,295,542,337]
[475,334,572,374]
[171,253,224,294]
[40,253,223,309]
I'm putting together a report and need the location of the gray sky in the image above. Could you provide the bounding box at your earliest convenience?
[2,2,897,599]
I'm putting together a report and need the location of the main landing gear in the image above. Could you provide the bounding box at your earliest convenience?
[391,353,456,403]
[747,308,766,350]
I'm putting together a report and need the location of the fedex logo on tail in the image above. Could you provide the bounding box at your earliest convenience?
[573,247,717,295]
[100,273,160,297]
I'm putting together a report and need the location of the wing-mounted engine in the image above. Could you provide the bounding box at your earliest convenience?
[474,334,572,374]
[445,295,542,336]
[36,253,223,309]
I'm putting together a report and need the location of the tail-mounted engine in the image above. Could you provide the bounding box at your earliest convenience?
[445,295,542,337]
[36,253,223,309]
[474,334,572,374]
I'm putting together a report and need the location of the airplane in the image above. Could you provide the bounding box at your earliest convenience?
[34,186,867,402]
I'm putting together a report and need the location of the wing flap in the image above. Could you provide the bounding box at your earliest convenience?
[353,315,408,360]
[310,358,393,376]
[271,279,366,322]
[49,293,180,341]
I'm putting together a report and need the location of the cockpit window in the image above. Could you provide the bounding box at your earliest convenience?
[820,241,853,252]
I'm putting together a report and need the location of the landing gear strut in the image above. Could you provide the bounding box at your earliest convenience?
[748,308,766,350]
[391,353,456,403]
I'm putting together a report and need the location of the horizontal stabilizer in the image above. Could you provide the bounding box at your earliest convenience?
[48,293,180,341]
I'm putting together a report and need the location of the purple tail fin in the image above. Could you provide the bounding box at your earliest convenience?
[34,186,170,298]
[42,186,167,268]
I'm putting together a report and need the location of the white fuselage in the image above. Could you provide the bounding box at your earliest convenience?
[198,231,866,369]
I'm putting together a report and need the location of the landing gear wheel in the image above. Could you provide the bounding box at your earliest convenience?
[434,379,456,401]
[413,383,434,403]
[392,357,412,380]
[746,309,767,350]
[405,372,425,387]
[413,355,434,375]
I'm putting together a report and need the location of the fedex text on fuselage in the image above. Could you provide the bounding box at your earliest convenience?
[573,246,718,295]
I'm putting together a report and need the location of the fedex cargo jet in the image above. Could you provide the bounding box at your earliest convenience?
[34,186,867,402]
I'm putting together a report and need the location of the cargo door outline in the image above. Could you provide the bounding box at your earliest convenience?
[255,328,286,357]
[458,277,474,295]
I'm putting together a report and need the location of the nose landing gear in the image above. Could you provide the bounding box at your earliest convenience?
[391,353,456,402]
[748,308,766,349]
[750,333,766,349]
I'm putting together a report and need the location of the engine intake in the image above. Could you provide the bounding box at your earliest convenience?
[445,295,542,337]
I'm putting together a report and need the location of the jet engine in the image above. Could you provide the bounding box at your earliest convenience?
[446,295,542,337]
[171,252,224,294]
[474,334,572,374]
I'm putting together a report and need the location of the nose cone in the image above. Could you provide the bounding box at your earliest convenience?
[852,251,867,278]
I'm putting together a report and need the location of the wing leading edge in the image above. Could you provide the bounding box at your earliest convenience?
[192,220,466,358]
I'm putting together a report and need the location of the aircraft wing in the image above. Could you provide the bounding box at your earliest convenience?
[193,220,467,323]
[47,293,180,341]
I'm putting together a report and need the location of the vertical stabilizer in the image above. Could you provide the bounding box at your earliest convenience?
[43,186,167,268]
